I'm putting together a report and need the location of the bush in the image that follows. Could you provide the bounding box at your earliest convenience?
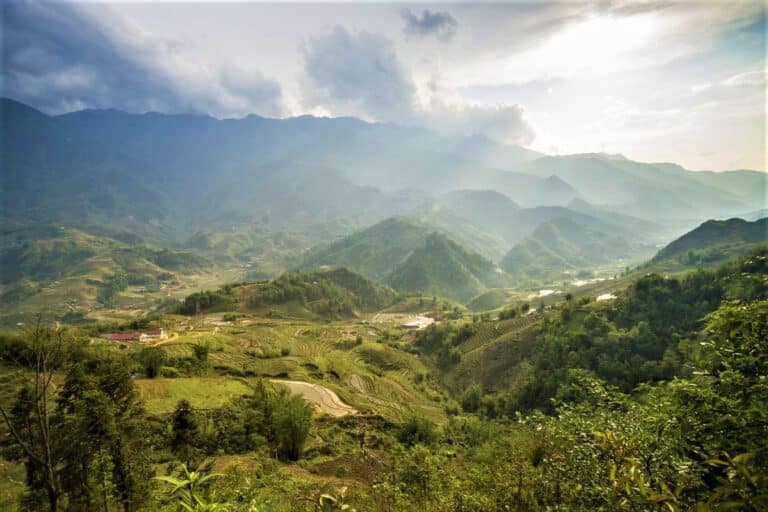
[397,416,438,447]
[193,342,210,362]
[160,366,181,378]
[461,384,483,413]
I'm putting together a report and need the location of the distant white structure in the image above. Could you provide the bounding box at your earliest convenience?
[401,315,435,329]
[596,293,617,302]
[529,289,556,299]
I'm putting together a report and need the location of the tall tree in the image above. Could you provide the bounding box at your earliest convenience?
[171,400,200,468]
[0,322,67,512]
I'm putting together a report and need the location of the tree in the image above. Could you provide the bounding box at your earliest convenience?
[56,353,153,512]
[0,322,67,512]
[139,347,166,378]
[397,416,438,447]
[272,395,312,460]
[171,400,201,468]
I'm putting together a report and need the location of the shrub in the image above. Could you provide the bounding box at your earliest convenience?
[397,416,438,447]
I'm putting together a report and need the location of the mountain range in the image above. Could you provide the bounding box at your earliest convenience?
[1,96,766,318]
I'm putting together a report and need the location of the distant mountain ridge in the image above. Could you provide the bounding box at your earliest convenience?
[3,97,761,238]
[1,96,764,315]
[500,216,654,280]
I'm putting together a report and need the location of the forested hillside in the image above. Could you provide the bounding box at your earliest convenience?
[650,217,767,269]
[0,248,765,511]
[178,267,398,319]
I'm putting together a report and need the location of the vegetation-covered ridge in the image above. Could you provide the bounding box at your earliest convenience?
[388,232,509,302]
[297,217,512,302]
[649,216,767,270]
[178,267,399,319]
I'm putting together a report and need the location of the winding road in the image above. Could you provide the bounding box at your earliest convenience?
[270,379,358,417]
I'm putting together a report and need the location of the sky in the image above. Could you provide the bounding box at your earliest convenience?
[1,1,766,171]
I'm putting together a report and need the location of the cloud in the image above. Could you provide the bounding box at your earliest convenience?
[0,0,284,117]
[401,8,458,41]
[300,26,416,120]
[300,26,534,146]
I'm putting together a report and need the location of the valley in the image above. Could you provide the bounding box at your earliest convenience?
[0,97,766,511]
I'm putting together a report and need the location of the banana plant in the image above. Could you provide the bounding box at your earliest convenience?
[154,464,225,512]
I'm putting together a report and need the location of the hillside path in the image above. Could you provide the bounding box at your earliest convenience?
[270,379,357,417]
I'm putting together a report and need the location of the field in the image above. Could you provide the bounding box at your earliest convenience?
[135,377,255,415]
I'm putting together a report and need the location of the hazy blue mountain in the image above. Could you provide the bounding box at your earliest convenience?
[2,97,762,291]
[500,216,653,279]
[519,154,756,221]
[687,169,767,209]
[0,98,575,235]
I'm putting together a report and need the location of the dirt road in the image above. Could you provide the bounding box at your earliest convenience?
[270,380,357,417]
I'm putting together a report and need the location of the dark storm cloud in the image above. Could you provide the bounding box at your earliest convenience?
[401,8,458,41]
[301,26,417,120]
[300,26,534,145]
[0,0,283,116]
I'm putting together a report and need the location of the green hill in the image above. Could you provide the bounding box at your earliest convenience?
[179,267,398,319]
[650,217,767,269]
[500,216,652,280]
[294,216,432,280]
[388,232,510,302]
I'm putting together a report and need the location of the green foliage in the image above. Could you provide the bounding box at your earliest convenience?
[460,384,483,413]
[300,487,356,511]
[179,287,238,315]
[139,346,166,379]
[397,416,439,447]
[179,268,396,319]
[171,400,202,467]
[97,270,129,305]
[651,218,767,268]
[193,342,210,362]
[244,269,396,318]
[463,250,768,414]
[0,326,153,512]
[272,395,313,461]
[414,321,475,370]
[155,464,224,512]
